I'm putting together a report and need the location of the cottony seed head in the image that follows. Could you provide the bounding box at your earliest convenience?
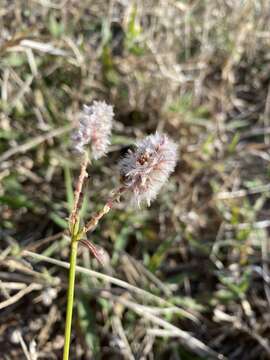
[119,132,178,207]
[72,101,114,159]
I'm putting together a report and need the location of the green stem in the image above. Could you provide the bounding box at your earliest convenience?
[63,237,78,360]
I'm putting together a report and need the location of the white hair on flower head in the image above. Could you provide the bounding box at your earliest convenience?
[72,101,114,159]
[119,132,178,207]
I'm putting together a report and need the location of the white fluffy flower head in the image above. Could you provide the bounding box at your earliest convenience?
[119,132,178,207]
[72,101,114,159]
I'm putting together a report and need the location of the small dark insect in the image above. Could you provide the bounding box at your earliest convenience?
[137,151,151,165]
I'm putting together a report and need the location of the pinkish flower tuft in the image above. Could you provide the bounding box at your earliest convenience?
[72,101,114,159]
[119,132,178,207]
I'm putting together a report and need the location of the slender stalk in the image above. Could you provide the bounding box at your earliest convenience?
[70,152,89,231]
[63,237,78,360]
[83,186,125,234]
[63,174,123,359]
[63,152,89,359]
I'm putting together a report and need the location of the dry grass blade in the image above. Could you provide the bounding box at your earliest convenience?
[2,1,270,358]
[23,251,195,320]
[16,331,33,360]
[0,283,42,310]
[24,251,219,358]
[0,125,72,163]
[38,305,59,348]
[105,294,226,360]
[20,39,68,56]
[112,316,135,360]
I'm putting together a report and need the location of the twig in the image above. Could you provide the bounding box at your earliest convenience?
[38,305,58,348]
[25,231,64,252]
[20,39,68,56]
[0,281,27,290]
[17,331,32,360]
[216,183,270,200]
[112,316,135,360]
[0,283,42,310]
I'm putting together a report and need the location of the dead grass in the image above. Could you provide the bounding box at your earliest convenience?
[1,0,270,359]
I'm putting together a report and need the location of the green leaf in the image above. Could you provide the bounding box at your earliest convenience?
[0,129,19,140]
[125,4,144,55]
[171,296,205,312]
[218,269,251,299]
[147,238,173,272]
[0,194,33,209]
[49,212,68,229]
[77,296,101,359]
[48,14,64,37]
[4,53,27,67]
[228,132,240,153]
[112,226,132,264]
[64,165,74,212]
[127,4,141,39]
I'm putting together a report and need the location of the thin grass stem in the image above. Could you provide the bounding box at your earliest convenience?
[63,238,78,360]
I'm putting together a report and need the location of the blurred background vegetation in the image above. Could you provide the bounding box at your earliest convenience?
[1,1,270,359]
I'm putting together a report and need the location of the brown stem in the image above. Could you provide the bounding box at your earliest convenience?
[69,152,89,230]
[79,239,105,265]
[83,186,125,234]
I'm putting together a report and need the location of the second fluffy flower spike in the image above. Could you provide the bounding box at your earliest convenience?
[119,132,178,207]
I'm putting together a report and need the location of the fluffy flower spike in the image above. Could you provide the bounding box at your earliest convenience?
[119,132,178,207]
[72,101,114,159]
